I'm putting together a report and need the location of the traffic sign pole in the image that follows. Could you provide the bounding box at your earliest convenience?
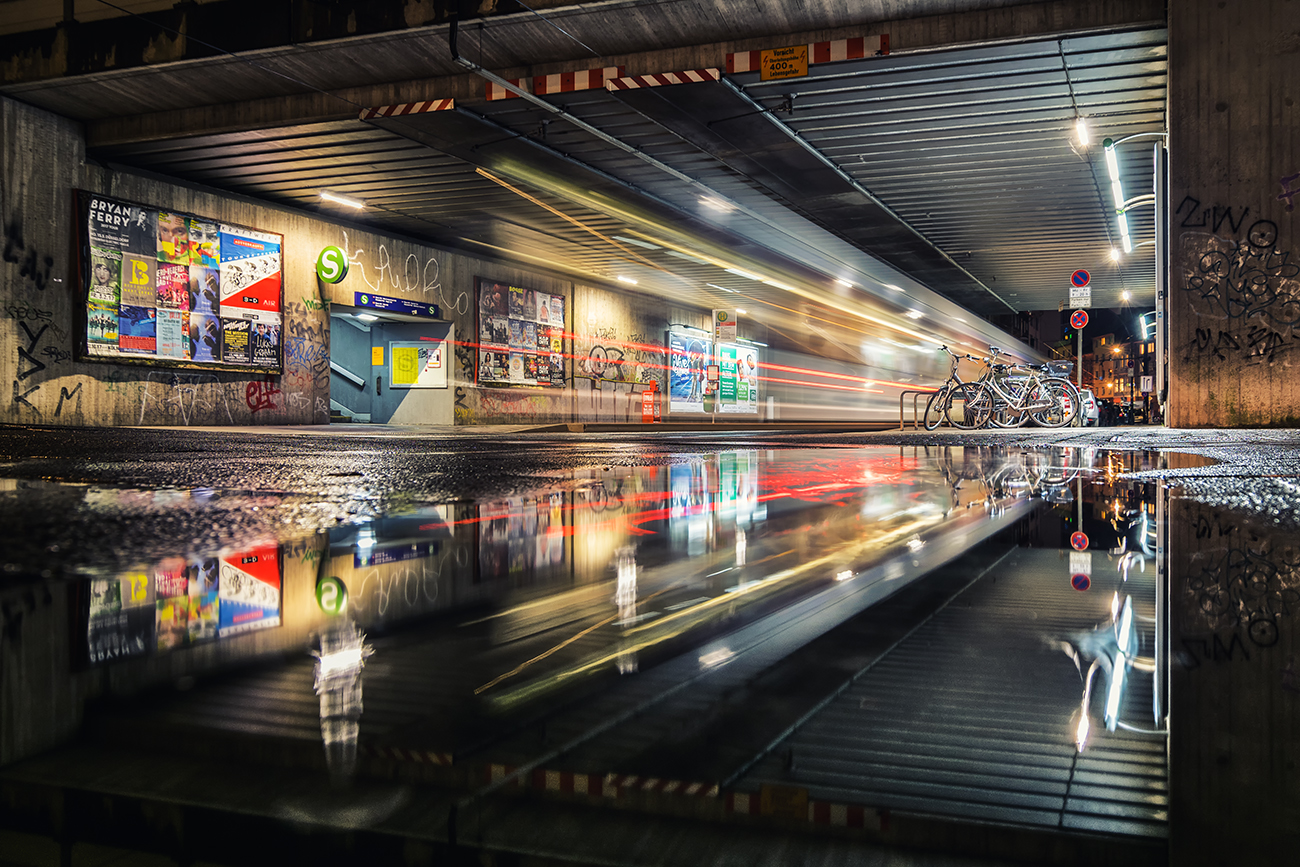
[1070,309,1090,392]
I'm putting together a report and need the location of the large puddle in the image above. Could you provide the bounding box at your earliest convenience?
[2,443,1293,850]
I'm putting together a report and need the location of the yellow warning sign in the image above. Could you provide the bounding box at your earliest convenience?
[760,45,808,81]
[372,346,384,366]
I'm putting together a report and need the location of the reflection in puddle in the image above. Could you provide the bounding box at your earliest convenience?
[82,545,282,664]
[6,444,1239,845]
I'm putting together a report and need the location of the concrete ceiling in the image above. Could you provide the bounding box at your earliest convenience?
[2,0,1168,349]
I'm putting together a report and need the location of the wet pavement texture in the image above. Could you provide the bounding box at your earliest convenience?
[1,423,1298,866]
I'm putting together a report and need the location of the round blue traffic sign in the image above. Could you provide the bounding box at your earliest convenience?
[1071,269,1090,288]
[1070,531,1089,551]
[1071,573,1091,591]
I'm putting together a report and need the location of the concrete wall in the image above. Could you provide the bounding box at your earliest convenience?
[1168,0,1300,426]
[2,93,733,429]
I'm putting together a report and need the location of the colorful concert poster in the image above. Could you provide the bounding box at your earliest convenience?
[118,306,157,354]
[157,213,192,264]
[156,263,189,309]
[189,313,220,362]
[88,248,121,303]
[221,318,251,364]
[219,226,282,315]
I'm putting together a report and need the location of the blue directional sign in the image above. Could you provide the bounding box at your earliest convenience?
[354,292,439,318]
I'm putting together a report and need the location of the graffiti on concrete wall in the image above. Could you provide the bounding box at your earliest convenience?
[1278,171,1300,213]
[1179,324,1300,368]
[340,230,467,316]
[574,298,667,422]
[2,211,57,293]
[137,372,241,425]
[1179,213,1300,326]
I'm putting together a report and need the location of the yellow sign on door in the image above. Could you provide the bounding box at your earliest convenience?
[372,346,384,366]
[760,45,808,81]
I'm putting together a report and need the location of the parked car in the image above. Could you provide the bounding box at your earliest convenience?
[1079,389,1100,426]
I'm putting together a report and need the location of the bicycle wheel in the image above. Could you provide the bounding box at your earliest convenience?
[1029,379,1081,428]
[988,381,1029,428]
[923,388,949,431]
[945,382,992,430]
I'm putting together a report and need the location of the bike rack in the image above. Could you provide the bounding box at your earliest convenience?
[898,389,937,430]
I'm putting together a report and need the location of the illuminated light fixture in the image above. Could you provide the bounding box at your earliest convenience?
[835,278,853,288]
[906,537,924,552]
[1110,248,1121,262]
[882,282,903,292]
[735,308,748,314]
[611,234,660,250]
[1103,138,1132,253]
[905,310,924,320]
[321,190,365,209]
[617,275,638,285]
[1076,117,1089,147]
[700,196,736,213]
[1121,290,1131,301]
[738,337,768,346]
[835,570,853,582]
[760,278,798,292]
[954,317,967,323]
[706,282,737,293]
[725,268,761,280]
[356,313,379,322]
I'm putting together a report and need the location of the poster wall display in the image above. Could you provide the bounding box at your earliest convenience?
[667,331,711,414]
[476,277,566,387]
[78,191,283,373]
[716,343,760,414]
[391,340,448,388]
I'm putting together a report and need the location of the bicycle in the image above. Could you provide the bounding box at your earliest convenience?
[922,346,981,431]
[966,349,1081,429]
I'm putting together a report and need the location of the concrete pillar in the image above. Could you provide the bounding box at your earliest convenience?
[1167,0,1300,427]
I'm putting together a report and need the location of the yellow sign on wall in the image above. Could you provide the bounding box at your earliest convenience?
[760,45,808,81]
[372,346,384,366]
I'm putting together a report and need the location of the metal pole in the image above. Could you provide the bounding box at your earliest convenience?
[1154,141,1168,423]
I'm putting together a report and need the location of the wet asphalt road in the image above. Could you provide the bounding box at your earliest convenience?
[2,422,1298,578]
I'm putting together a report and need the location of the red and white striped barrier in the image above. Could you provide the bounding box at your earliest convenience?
[726,35,889,74]
[359,99,454,120]
[361,745,453,766]
[606,69,721,91]
[487,66,625,100]
[810,801,886,831]
[535,66,625,96]
[726,791,888,831]
[604,773,719,798]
